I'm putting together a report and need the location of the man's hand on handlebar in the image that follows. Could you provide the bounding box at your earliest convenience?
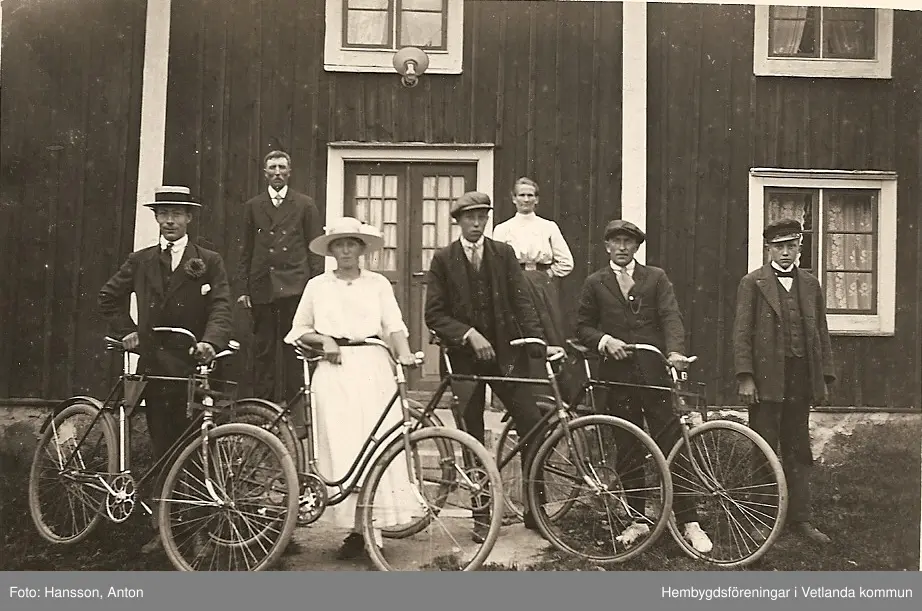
[600,336,630,360]
[122,332,140,352]
[667,352,693,371]
[467,329,496,362]
[190,342,217,364]
[547,345,566,359]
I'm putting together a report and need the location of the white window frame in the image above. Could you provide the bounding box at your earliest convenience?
[748,168,897,336]
[753,6,893,79]
[325,142,494,271]
[324,0,464,74]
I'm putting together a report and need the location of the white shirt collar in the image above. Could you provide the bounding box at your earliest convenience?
[461,235,485,249]
[609,259,636,275]
[514,212,538,220]
[770,261,795,273]
[160,234,189,251]
[268,185,288,200]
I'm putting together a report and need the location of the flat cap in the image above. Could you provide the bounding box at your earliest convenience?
[763,218,803,243]
[603,219,646,244]
[450,191,493,218]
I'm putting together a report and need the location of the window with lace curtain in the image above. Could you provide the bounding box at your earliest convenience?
[748,170,897,335]
[324,0,463,73]
[753,6,893,78]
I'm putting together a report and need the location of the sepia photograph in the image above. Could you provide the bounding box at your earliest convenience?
[0,0,920,580]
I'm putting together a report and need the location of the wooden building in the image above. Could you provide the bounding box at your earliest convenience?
[1,1,920,410]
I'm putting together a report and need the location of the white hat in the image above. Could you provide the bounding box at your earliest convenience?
[309,216,385,256]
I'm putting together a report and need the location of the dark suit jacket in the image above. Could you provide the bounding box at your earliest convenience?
[733,264,836,403]
[235,189,324,304]
[425,238,544,374]
[98,241,233,376]
[576,262,686,359]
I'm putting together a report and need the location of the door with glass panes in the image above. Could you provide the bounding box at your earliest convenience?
[344,163,475,390]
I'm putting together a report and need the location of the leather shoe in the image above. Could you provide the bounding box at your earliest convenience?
[471,521,489,544]
[523,511,539,531]
[336,533,367,560]
[789,521,831,544]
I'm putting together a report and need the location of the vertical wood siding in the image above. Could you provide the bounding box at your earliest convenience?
[0,0,146,399]
[161,0,623,395]
[647,4,921,408]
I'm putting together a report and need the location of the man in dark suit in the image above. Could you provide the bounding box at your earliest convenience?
[425,191,559,542]
[575,219,713,553]
[98,186,233,552]
[236,151,324,403]
[733,218,836,544]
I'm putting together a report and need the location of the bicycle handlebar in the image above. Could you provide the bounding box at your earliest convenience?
[104,327,241,362]
[294,337,426,368]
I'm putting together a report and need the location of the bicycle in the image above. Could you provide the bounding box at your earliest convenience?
[27,327,300,571]
[427,331,675,565]
[518,340,788,567]
[231,337,505,571]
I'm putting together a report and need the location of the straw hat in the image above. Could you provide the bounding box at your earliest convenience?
[309,216,385,256]
[143,186,202,209]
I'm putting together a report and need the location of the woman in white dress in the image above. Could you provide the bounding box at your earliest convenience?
[491,177,574,347]
[284,217,419,560]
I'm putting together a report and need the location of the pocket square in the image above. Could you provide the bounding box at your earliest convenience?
[201,284,211,295]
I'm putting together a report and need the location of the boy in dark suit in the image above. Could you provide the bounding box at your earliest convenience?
[575,219,712,553]
[98,186,233,552]
[733,218,835,544]
[235,151,324,403]
[425,191,561,542]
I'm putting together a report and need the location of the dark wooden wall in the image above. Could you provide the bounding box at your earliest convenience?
[646,4,922,408]
[161,0,624,395]
[0,0,146,400]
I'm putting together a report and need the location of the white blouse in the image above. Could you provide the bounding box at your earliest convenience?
[284,270,408,344]
[491,212,574,278]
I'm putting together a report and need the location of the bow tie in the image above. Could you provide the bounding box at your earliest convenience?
[774,268,796,278]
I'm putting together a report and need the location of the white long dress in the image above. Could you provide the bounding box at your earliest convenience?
[284,270,419,542]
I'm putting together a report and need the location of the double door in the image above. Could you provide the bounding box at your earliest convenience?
[344,162,476,389]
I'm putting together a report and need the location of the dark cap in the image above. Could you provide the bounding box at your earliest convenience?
[603,219,646,244]
[763,218,803,243]
[144,186,202,209]
[450,191,493,218]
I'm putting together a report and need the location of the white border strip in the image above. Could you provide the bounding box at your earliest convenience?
[621,0,647,263]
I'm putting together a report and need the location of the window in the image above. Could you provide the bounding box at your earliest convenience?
[753,6,893,78]
[325,0,463,74]
[748,169,897,335]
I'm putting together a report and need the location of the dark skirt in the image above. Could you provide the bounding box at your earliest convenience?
[521,269,566,347]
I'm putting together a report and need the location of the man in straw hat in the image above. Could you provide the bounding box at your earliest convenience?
[99,186,233,552]
[425,191,562,543]
[235,151,324,405]
[575,219,713,554]
[733,217,835,545]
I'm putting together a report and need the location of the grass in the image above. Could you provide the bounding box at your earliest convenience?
[2,418,919,571]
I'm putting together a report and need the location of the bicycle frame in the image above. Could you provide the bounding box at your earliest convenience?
[566,343,724,495]
[279,339,464,507]
[51,329,241,518]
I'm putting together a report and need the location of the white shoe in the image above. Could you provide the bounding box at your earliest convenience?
[683,521,713,553]
[616,522,651,547]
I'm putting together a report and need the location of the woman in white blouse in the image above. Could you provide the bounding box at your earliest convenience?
[284,217,418,561]
[491,177,574,346]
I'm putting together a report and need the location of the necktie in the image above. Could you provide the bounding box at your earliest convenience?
[774,268,795,278]
[160,242,174,272]
[273,196,282,207]
[469,245,481,271]
[616,268,634,299]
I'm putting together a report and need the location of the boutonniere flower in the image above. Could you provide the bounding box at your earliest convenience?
[184,258,207,279]
[201,284,212,295]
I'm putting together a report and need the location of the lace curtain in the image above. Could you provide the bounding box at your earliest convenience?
[769,6,873,59]
[766,189,876,313]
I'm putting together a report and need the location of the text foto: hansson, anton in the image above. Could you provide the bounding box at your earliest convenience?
[661,586,914,601]
[10,586,144,599]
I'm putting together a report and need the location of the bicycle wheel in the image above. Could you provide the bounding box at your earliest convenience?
[527,414,673,564]
[358,426,504,571]
[158,422,299,571]
[227,399,302,471]
[666,419,788,567]
[28,401,118,544]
